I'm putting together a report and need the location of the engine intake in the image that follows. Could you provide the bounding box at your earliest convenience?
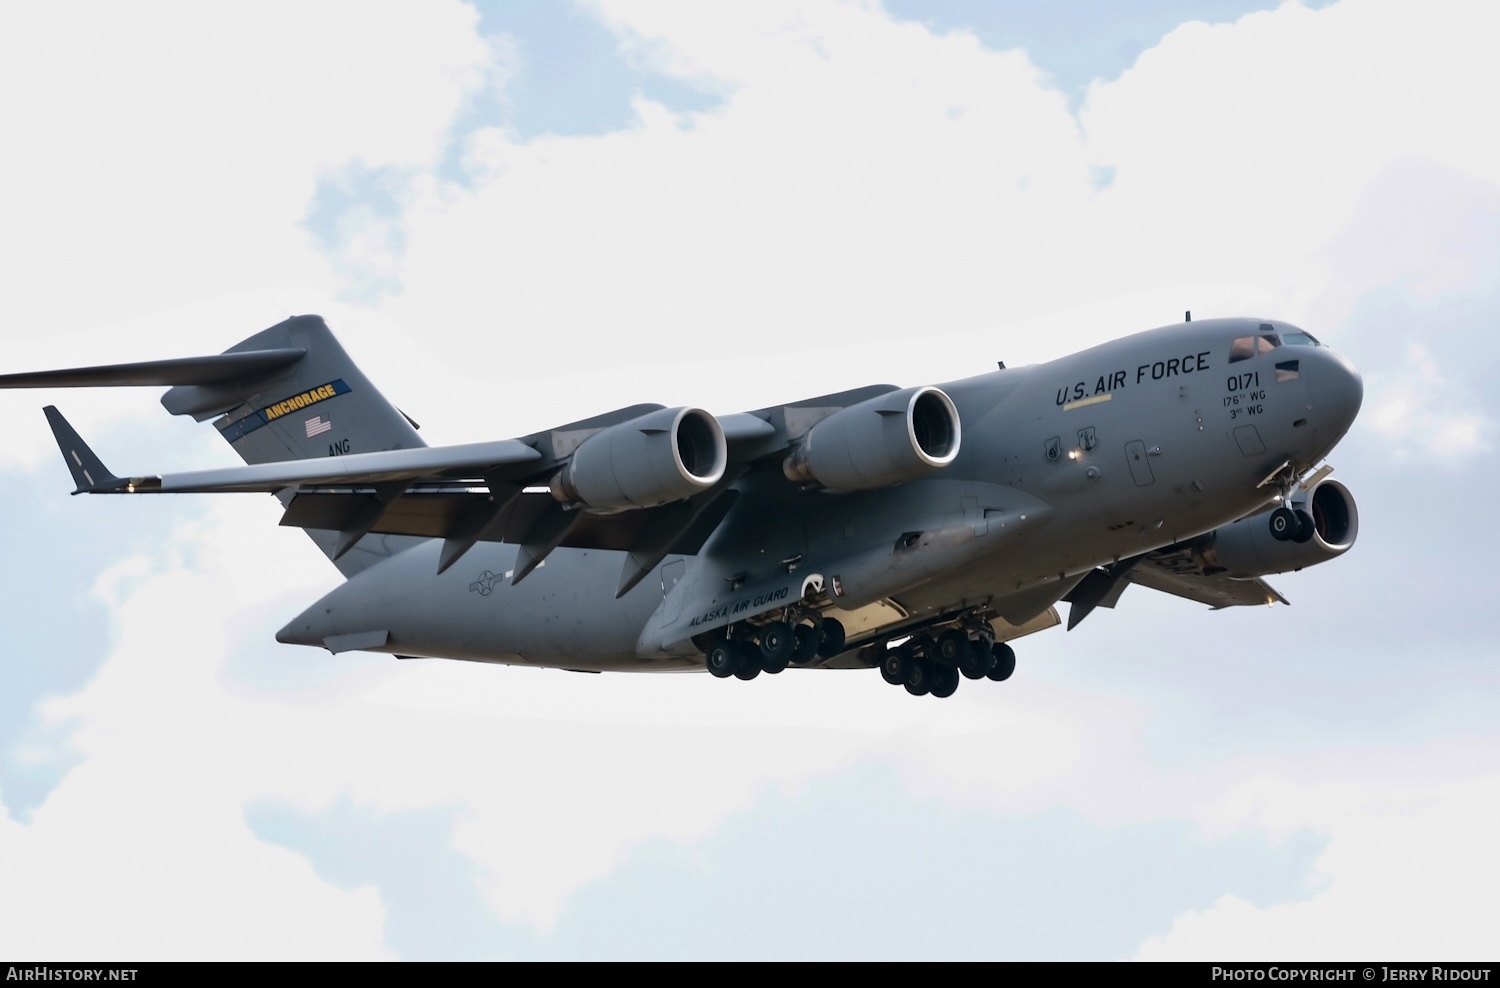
[1199,479,1359,578]
[783,386,961,492]
[551,406,727,510]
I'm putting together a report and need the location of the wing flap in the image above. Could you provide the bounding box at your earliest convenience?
[1127,546,1288,609]
[281,488,737,555]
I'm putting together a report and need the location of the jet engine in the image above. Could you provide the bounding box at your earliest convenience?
[551,406,727,511]
[1196,479,1359,579]
[783,386,961,493]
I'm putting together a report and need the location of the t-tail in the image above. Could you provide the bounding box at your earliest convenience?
[2,315,429,576]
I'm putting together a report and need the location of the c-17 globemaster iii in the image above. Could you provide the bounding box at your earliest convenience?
[2,314,1362,699]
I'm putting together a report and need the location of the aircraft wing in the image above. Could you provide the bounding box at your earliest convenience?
[47,405,542,494]
[1125,545,1288,609]
[42,402,755,593]
[1063,543,1287,629]
[39,376,920,595]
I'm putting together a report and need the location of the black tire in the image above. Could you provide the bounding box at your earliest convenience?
[705,640,736,678]
[904,657,935,696]
[1268,506,1298,542]
[816,617,847,658]
[728,642,758,680]
[760,622,794,663]
[1292,508,1316,543]
[790,624,820,664]
[959,639,995,680]
[987,642,1016,682]
[930,664,960,698]
[935,629,968,666]
[880,645,910,686]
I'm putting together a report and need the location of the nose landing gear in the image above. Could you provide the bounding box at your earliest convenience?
[1268,505,1316,543]
[1263,461,1322,544]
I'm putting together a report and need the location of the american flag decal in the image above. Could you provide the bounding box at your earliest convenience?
[305,415,333,438]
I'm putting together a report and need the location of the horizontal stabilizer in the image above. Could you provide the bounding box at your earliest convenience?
[43,406,125,494]
[0,348,305,389]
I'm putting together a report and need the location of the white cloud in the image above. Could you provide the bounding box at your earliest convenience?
[1363,343,1492,459]
[0,0,493,333]
[1136,756,1500,960]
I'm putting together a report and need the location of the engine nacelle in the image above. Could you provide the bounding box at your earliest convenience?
[1197,479,1359,579]
[551,406,727,511]
[783,386,960,493]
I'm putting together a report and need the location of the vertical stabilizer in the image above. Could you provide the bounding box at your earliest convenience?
[162,315,429,576]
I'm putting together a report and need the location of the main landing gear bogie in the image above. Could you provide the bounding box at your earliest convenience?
[701,616,847,681]
[702,616,1015,699]
[870,625,1015,700]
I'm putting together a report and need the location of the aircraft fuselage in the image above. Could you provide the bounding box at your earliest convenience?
[281,317,1363,672]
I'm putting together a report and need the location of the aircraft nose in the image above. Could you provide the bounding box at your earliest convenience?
[1310,347,1363,432]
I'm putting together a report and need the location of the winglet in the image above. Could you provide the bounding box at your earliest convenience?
[43,406,127,494]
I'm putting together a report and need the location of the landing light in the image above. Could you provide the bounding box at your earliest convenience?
[1068,450,1080,460]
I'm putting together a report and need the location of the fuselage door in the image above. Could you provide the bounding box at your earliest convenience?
[1125,440,1155,486]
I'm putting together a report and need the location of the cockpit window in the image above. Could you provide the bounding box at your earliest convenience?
[1229,334,1280,363]
[1281,331,1320,346]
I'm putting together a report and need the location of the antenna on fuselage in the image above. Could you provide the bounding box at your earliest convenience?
[1185,310,1191,322]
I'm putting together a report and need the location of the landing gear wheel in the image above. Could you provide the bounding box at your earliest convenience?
[790,624,820,664]
[816,618,847,659]
[930,664,960,698]
[880,645,911,686]
[733,643,762,681]
[762,626,798,665]
[1292,508,1316,543]
[1268,506,1299,542]
[934,629,968,666]
[959,639,995,680]
[986,642,1016,682]
[705,639,736,679]
[905,657,936,696]
[760,622,794,663]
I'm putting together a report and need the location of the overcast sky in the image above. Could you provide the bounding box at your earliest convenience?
[1,0,1496,960]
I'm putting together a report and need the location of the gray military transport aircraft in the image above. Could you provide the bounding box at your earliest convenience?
[1,314,1362,699]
